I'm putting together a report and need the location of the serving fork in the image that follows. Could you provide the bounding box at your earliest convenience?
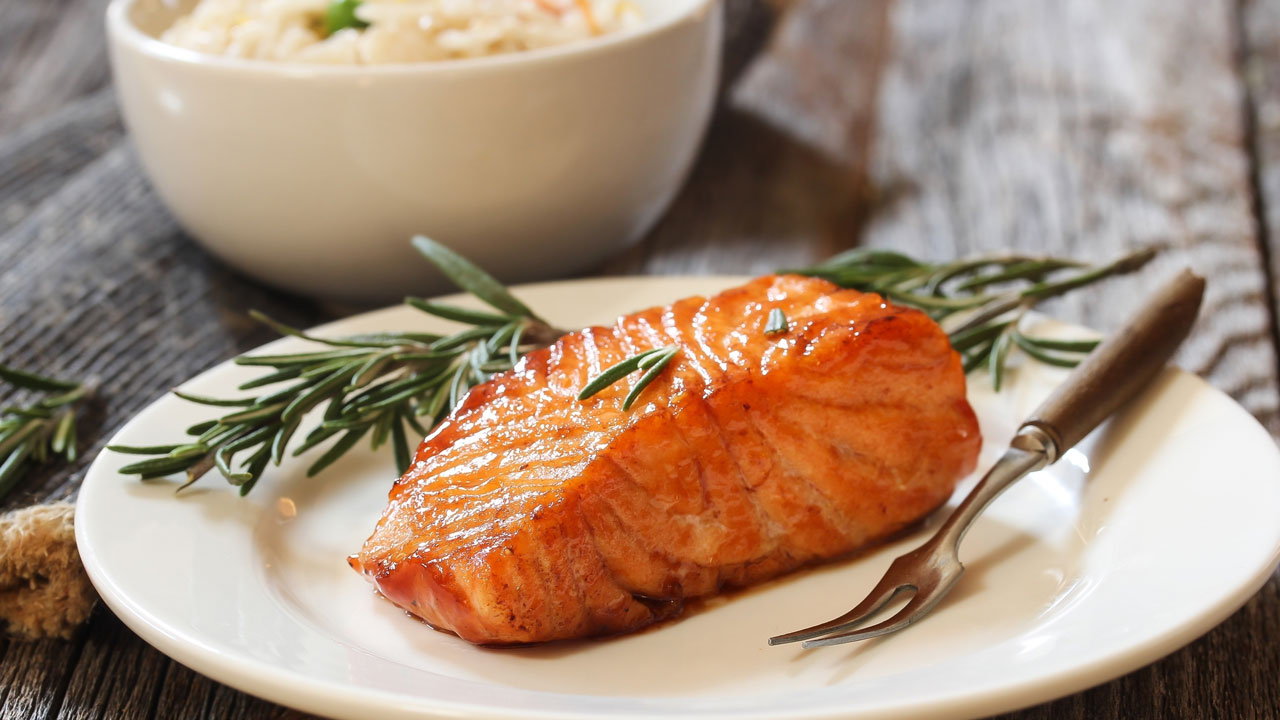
[770,269,1206,649]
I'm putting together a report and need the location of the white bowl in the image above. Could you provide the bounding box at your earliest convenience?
[106,0,721,300]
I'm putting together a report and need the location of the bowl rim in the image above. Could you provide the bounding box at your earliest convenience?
[106,0,719,76]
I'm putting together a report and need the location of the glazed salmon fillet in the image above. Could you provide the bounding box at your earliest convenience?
[350,275,980,644]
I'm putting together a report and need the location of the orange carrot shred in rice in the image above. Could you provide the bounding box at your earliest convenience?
[574,0,601,34]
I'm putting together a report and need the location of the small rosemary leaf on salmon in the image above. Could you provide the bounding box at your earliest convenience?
[350,274,981,645]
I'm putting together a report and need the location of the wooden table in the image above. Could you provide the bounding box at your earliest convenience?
[3,0,1279,717]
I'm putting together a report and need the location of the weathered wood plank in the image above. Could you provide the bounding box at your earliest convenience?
[0,631,84,719]
[0,90,123,236]
[863,0,1278,432]
[0,144,324,512]
[55,610,168,720]
[854,1,1280,717]
[601,0,871,277]
[0,0,113,134]
[1242,0,1280,383]
[150,662,218,719]
[1,0,1278,719]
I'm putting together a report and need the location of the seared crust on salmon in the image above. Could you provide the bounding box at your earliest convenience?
[350,275,981,644]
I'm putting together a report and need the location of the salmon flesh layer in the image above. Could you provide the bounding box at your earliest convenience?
[350,275,981,645]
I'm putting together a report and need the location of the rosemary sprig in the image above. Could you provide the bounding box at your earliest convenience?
[109,236,562,494]
[788,247,1153,382]
[112,240,1151,495]
[0,364,86,500]
[578,345,681,410]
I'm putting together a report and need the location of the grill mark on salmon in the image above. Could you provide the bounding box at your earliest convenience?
[352,275,981,644]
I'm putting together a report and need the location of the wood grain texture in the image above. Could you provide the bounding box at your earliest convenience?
[0,89,122,236]
[0,144,325,510]
[0,0,112,134]
[1,0,1279,718]
[1243,0,1280,384]
[863,0,1279,433]
[600,0,870,277]
[858,1,1280,717]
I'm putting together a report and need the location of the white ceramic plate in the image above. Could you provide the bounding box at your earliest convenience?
[77,276,1280,720]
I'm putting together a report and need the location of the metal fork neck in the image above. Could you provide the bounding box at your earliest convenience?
[931,426,1056,552]
[1012,423,1059,464]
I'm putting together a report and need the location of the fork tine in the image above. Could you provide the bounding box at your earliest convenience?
[767,573,913,646]
[800,586,941,648]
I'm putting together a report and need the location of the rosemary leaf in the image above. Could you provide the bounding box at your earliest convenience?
[235,348,370,367]
[214,445,253,484]
[36,386,87,409]
[371,410,396,450]
[247,311,407,349]
[0,444,32,499]
[167,444,209,460]
[0,363,87,500]
[1011,333,1093,368]
[953,259,1083,291]
[186,420,218,436]
[622,347,680,411]
[430,326,502,352]
[962,339,994,374]
[989,329,1015,392]
[320,416,374,431]
[291,425,343,458]
[419,381,451,421]
[0,364,81,393]
[239,451,271,496]
[307,426,370,477]
[577,347,666,401]
[0,422,40,460]
[884,290,993,312]
[174,391,257,408]
[219,402,286,424]
[1021,248,1157,301]
[108,443,184,455]
[404,411,429,438]
[637,347,674,370]
[391,409,411,473]
[224,426,276,455]
[238,366,305,390]
[355,373,445,413]
[52,412,76,459]
[764,308,789,335]
[412,236,539,319]
[509,323,526,367]
[3,406,53,420]
[282,367,358,423]
[948,321,1011,353]
[348,350,398,390]
[447,362,471,410]
[1013,334,1100,353]
[795,248,923,274]
[120,454,201,476]
[406,298,516,327]
[486,321,521,355]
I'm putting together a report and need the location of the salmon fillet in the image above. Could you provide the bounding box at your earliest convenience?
[350,274,981,645]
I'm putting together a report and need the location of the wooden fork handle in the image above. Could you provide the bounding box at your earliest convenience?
[1019,269,1205,457]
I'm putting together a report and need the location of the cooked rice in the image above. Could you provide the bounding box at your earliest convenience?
[161,0,642,64]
